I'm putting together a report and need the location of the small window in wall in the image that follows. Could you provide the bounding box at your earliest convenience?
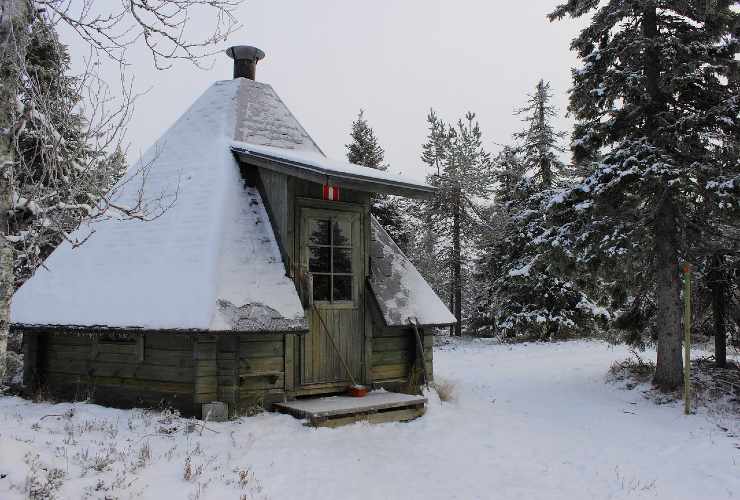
[98,332,138,344]
[92,333,144,362]
[307,217,353,303]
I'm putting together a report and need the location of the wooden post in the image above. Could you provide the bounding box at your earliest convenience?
[409,318,428,388]
[683,264,692,415]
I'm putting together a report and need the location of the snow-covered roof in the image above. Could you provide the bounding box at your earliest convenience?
[12,79,306,332]
[231,142,436,198]
[12,76,446,333]
[369,218,456,327]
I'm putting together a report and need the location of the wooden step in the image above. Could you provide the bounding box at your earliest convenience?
[274,391,426,428]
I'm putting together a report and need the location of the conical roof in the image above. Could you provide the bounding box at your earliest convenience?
[12,79,312,332]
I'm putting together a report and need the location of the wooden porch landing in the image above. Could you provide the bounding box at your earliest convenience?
[274,391,426,428]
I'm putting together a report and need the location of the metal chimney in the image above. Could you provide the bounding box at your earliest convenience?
[225,46,266,80]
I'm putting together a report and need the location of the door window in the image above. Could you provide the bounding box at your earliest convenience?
[307,217,353,303]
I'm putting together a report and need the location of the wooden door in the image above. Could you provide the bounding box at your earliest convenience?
[299,206,364,387]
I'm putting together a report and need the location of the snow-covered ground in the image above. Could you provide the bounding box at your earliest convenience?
[1,339,738,499]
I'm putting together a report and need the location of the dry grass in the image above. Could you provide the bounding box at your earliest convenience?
[607,353,740,421]
[691,357,740,412]
[432,379,457,402]
[6,404,271,500]
[24,453,65,499]
[607,355,656,389]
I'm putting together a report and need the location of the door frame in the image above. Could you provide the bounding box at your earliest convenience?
[293,197,367,392]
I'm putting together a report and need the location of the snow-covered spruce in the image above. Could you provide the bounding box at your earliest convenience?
[470,80,607,340]
[345,109,410,250]
[417,110,497,336]
[547,1,739,389]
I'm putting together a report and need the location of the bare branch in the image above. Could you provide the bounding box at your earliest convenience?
[37,0,242,68]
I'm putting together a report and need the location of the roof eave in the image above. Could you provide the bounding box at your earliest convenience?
[384,319,457,328]
[231,147,436,199]
[11,323,309,335]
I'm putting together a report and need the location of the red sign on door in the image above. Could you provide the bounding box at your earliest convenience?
[323,184,340,201]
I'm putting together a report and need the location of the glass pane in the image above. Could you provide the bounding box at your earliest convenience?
[312,275,331,301]
[333,248,352,274]
[308,247,330,273]
[333,275,353,302]
[309,219,330,246]
[333,219,351,247]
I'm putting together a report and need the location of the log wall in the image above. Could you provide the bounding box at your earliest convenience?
[371,328,433,385]
[366,295,433,389]
[236,334,286,413]
[24,330,293,417]
[29,331,196,414]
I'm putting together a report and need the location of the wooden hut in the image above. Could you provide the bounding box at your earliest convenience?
[12,46,454,424]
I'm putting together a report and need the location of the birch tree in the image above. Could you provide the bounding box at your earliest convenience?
[0,0,243,382]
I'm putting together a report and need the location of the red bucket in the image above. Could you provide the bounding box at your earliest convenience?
[347,385,369,397]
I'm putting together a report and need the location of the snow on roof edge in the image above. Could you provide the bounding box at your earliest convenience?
[11,79,307,334]
[369,217,456,327]
[231,142,436,195]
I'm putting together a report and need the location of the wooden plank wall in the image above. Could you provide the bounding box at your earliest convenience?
[216,335,239,412]
[258,168,289,255]
[367,296,434,388]
[32,331,292,418]
[236,334,286,413]
[371,327,433,386]
[39,332,195,414]
[193,335,218,415]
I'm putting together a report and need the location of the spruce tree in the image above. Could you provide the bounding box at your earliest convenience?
[346,110,386,170]
[548,0,739,390]
[470,82,607,340]
[345,110,408,249]
[514,79,568,188]
[13,21,127,284]
[492,146,526,205]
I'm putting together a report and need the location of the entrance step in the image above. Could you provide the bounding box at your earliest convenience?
[274,391,426,428]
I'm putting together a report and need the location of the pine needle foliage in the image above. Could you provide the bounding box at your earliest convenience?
[345,109,409,249]
[547,0,739,390]
[470,81,608,340]
[420,110,496,335]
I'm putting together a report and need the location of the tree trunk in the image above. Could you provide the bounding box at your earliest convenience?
[452,187,462,336]
[537,89,552,188]
[652,197,683,391]
[643,3,682,391]
[448,235,454,337]
[709,252,727,368]
[448,276,455,337]
[0,0,27,382]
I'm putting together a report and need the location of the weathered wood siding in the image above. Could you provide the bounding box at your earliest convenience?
[368,297,434,387]
[371,329,432,382]
[26,330,294,417]
[33,331,196,414]
[236,334,286,412]
[258,168,289,251]
[193,335,218,414]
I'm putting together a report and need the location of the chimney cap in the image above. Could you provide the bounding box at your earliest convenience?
[225,45,265,62]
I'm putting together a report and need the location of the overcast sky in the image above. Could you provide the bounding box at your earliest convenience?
[61,1,587,182]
